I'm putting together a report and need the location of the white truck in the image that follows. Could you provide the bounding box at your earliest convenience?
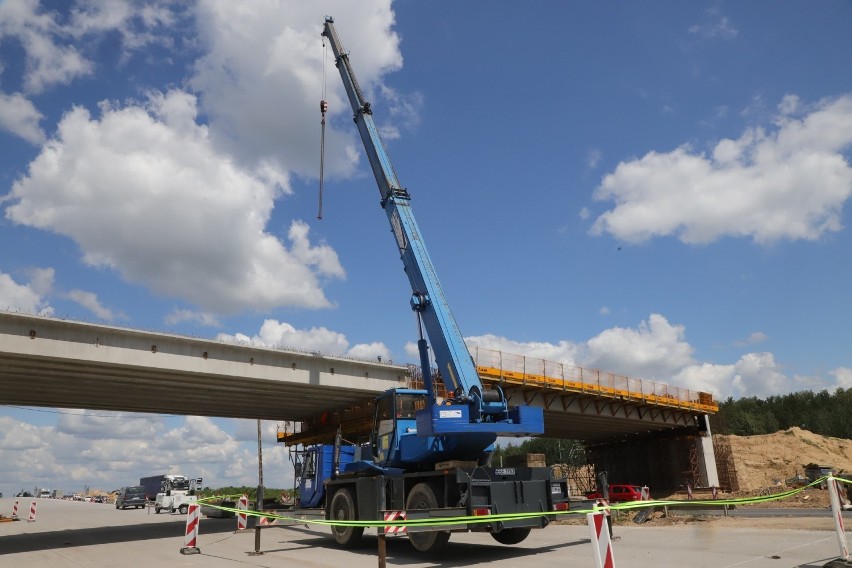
[154,474,202,515]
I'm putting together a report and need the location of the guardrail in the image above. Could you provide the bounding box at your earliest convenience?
[470,346,718,413]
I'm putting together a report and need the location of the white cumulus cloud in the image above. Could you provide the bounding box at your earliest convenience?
[4,90,344,314]
[583,314,695,379]
[0,0,93,93]
[0,268,54,315]
[464,334,581,366]
[591,95,852,244]
[189,0,402,180]
[0,91,45,143]
[218,318,390,361]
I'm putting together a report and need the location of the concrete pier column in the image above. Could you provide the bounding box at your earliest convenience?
[696,415,720,488]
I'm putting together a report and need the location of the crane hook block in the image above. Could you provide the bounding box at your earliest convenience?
[320,100,328,114]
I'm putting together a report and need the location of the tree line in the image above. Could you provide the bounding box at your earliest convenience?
[710,387,852,438]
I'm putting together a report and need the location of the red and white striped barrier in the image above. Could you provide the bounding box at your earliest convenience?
[827,475,849,562]
[257,511,278,526]
[11,500,19,519]
[383,511,406,534]
[179,503,201,555]
[236,494,248,531]
[587,511,616,568]
[27,501,37,523]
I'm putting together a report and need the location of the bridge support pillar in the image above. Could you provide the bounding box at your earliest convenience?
[696,415,719,488]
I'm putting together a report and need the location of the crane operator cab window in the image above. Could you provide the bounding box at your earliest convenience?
[375,395,395,437]
[372,392,427,460]
[396,393,426,420]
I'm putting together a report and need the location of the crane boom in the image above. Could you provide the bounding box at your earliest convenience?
[322,18,542,437]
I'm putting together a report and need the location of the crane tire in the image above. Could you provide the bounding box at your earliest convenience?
[490,527,531,545]
[406,483,450,553]
[330,488,363,548]
[179,504,189,515]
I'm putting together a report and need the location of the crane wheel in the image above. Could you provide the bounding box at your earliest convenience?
[490,527,531,545]
[330,488,363,548]
[179,504,189,515]
[406,483,450,553]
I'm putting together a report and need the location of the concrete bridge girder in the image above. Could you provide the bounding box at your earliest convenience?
[0,312,406,421]
[503,386,699,442]
[502,385,720,489]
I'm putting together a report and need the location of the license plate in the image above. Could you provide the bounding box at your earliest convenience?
[494,468,515,476]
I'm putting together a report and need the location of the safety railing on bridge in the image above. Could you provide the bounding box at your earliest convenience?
[469,346,717,414]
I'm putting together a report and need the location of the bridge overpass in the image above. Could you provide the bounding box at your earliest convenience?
[0,311,406,421]
[0,311,719,486]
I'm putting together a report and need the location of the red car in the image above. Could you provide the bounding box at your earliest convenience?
[586,484,648,502]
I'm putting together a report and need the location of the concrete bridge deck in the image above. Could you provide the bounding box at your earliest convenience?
[0,311,406,421]
[0,311,714,444]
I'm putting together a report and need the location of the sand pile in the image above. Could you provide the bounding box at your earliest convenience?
[721,427,852,492]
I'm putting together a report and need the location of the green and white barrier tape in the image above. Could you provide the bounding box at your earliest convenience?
[196,475,850,529]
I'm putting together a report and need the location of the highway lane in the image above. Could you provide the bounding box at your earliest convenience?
[1,497,849,567]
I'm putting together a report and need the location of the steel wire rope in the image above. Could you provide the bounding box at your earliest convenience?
[318,35,328,220]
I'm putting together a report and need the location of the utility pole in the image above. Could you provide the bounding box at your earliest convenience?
[250,418,264,556]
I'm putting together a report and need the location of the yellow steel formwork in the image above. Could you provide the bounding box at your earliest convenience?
[469,346,718,414]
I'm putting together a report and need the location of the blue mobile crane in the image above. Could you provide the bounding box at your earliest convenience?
[295,18,569,553]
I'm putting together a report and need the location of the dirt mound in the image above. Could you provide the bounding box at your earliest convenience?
[721,427,852,492]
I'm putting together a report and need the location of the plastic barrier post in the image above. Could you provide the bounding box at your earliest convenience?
[827,475,849,562]
[383,511,406,535]
[179,503,201,555]
[587,512,616,568]
[236,494,248,531]
[11,500,18,519]
[27,501,36,522]
[596,499,613,539]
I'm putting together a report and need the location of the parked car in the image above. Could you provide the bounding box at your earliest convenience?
[115,486,146,509]
[586,484,648,502]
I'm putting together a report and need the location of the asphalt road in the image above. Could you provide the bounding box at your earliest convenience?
[1,497,850,568]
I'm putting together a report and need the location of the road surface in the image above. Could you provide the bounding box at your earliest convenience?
[1,497,849,567]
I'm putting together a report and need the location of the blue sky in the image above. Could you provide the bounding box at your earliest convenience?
[1,1,851,496]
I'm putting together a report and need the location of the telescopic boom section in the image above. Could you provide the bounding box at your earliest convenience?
[321,18,542,435]
[321,18,475,396]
